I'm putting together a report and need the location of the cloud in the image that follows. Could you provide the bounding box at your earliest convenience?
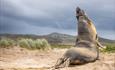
[0,0,115,40]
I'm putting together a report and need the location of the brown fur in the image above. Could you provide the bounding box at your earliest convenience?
[52,7,103,70]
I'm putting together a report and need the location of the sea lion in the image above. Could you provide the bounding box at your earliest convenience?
[52,7,104,69]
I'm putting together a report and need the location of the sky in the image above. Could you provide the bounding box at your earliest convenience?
[0,0,115,40]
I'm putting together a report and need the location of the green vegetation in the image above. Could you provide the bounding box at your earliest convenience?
[101,43,115,53]
[0,38,15,48]
[0,38,115,53]
[18,38,51,50]
[0,38,51,50]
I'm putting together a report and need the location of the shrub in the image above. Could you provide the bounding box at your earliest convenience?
[18,38,51,50]
[18,39,29,49]
[0,38,15,48]
[41,39,51,50]
[27,39,36,49]
[35,39,43,49]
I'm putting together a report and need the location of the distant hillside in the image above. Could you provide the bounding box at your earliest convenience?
[44,32,76,45]
[0,33,115,45]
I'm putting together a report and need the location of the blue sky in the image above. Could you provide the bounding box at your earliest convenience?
[0,0,115,40]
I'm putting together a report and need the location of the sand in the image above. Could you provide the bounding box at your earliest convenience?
[0,47,115,70]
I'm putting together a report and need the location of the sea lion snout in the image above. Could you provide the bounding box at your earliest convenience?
[76,7,85,18]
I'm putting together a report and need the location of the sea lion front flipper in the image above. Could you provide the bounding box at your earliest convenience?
[96,41,106,49]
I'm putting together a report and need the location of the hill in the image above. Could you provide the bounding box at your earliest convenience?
[0,32,115,45]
